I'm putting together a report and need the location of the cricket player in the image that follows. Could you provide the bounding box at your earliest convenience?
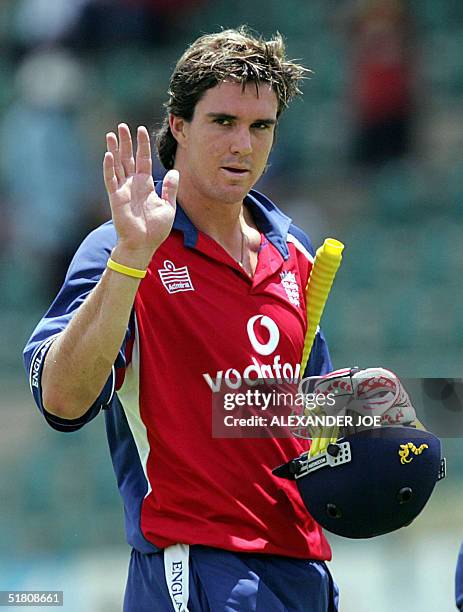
[24,27,339,611]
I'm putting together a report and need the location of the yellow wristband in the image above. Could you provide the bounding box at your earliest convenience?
[107,257,147,279]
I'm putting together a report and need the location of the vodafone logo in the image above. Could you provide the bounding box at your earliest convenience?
[203,313,300,392]
[246,315,280,356]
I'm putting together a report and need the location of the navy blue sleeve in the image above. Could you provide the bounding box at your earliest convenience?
[23,221,130,432]
[288,223,333,377]
[456,543,463,610]
[304,328,332,377]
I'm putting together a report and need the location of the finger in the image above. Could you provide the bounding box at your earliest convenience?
[106,131,125,182]
[118,123,135,176]
[103,152,118,196]
[135,126,152,176]
[161,169,179,208]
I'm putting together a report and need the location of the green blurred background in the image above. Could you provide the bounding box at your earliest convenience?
[0,0,461,610]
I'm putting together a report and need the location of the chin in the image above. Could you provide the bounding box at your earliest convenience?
[222,187,251,204]
[227,177,258,196]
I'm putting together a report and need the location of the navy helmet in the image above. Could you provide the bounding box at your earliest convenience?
[273,426,445,539]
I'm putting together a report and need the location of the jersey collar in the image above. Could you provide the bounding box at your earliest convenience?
[155,182,292,259]
[245,190,292,260]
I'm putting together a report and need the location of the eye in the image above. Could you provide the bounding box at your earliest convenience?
[214,117,233,126]
[252,122,272,130]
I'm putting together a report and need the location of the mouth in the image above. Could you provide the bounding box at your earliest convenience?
[221,167,251,177]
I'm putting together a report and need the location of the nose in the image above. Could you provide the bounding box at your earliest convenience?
[230,126,252,156]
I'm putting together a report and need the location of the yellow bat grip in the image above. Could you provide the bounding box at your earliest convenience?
[301,238,344,374]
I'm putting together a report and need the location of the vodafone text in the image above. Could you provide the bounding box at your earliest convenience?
[203,355,301,392]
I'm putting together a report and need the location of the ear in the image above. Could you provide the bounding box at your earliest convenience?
[169,114,189,148]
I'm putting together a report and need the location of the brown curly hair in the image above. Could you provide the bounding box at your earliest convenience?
[155,26,308,169]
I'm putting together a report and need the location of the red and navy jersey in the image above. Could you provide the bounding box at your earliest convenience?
[24,186,333,560]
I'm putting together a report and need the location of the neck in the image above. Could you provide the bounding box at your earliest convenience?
[174,168,246,244]
[184,197,244,242]
[171,162,260,275]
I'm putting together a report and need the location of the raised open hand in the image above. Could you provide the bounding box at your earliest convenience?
[103,124,178,266]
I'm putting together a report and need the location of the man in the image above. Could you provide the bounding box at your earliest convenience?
[24,27,338,611]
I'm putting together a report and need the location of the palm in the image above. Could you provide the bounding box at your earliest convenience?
[103,124,178,254]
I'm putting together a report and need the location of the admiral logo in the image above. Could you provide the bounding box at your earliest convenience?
[158,260,194,294]
[280,270,300,307]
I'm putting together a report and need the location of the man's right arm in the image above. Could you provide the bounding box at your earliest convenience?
[36,124,179,421]
[41,245,149,419]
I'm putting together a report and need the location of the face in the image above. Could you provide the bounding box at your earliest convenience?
[170,81,278,207]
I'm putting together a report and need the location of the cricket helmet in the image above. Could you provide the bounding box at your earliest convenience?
[273,426,445,538]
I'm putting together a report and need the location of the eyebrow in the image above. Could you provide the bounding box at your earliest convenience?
[206,112,277,126]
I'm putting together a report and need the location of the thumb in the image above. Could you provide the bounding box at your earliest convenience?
[161,169,179,207]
